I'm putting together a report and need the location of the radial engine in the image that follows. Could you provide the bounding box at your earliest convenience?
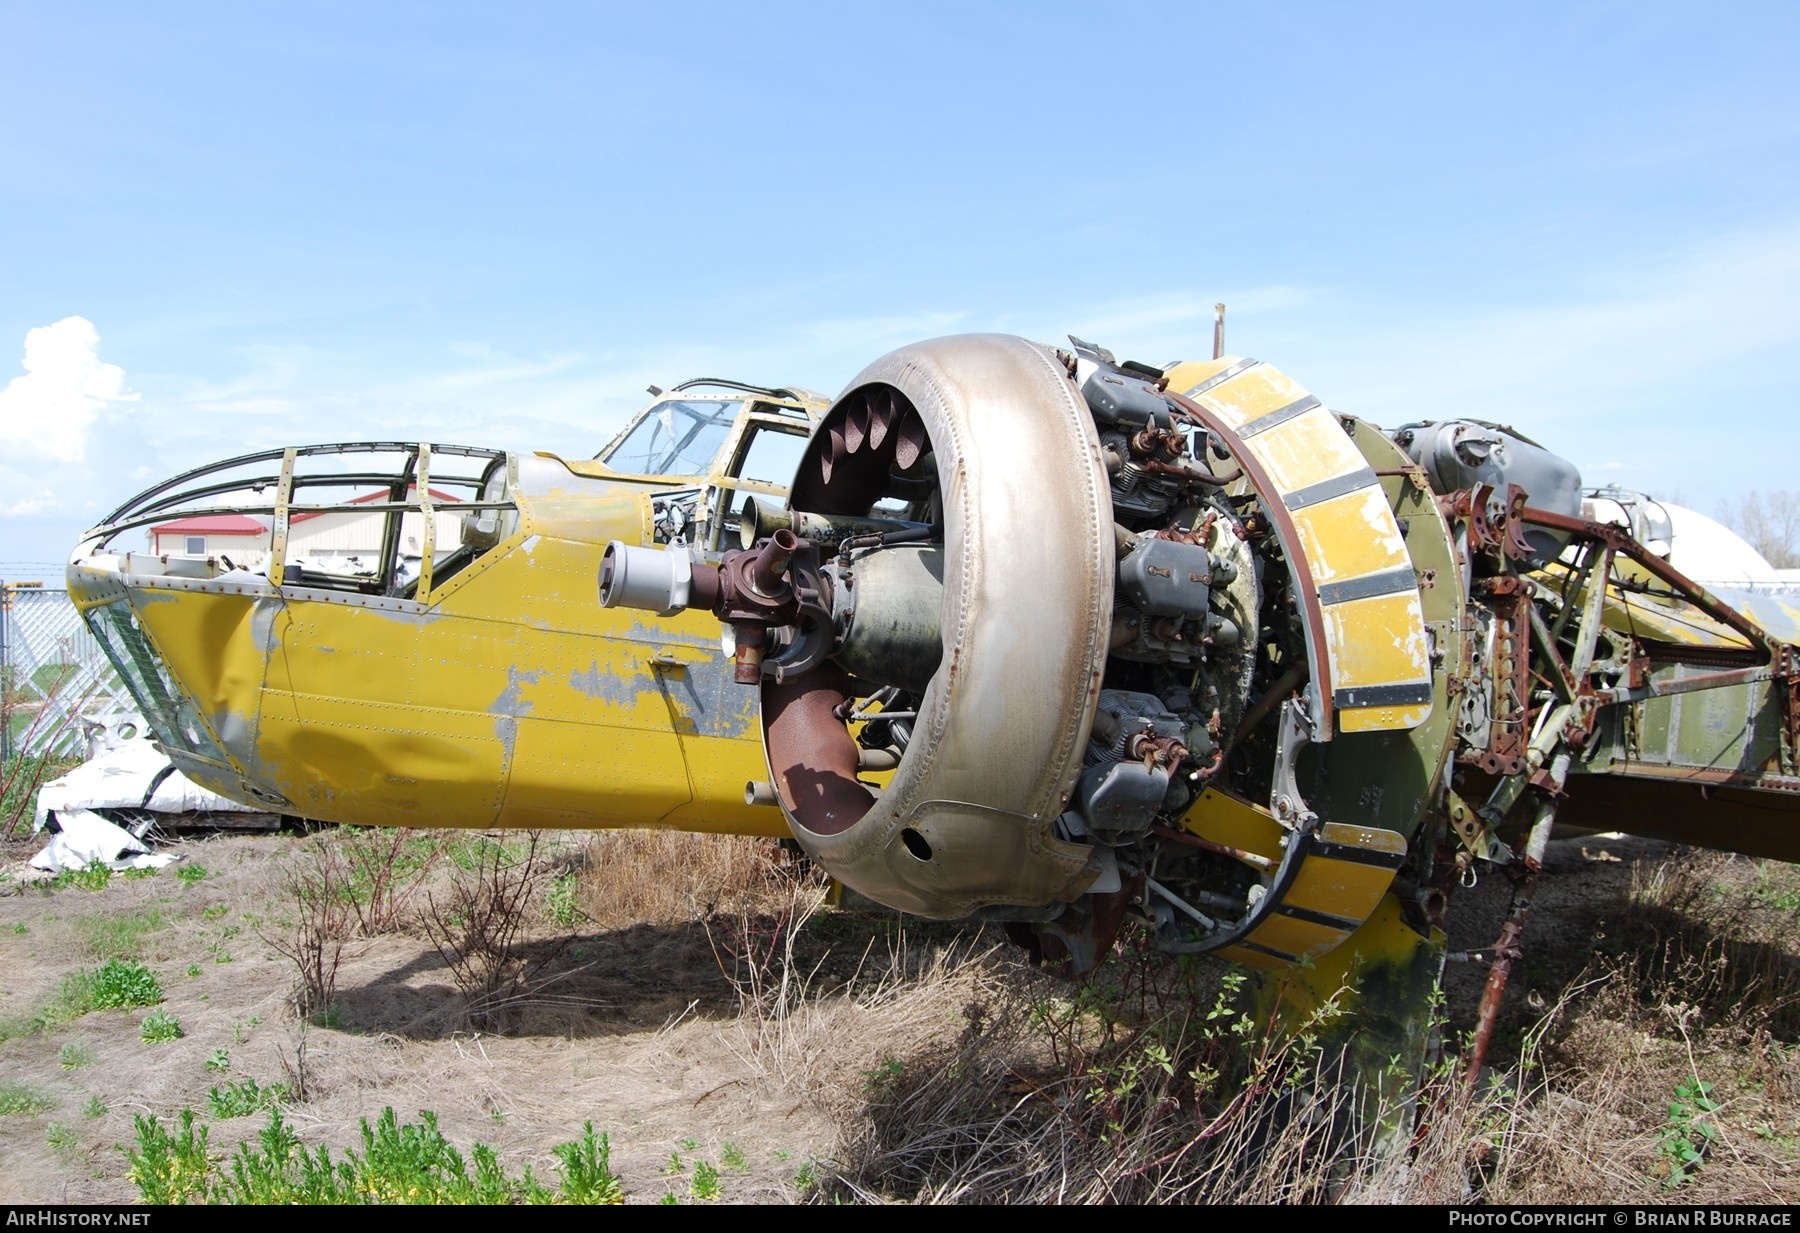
[598,331,1698,975]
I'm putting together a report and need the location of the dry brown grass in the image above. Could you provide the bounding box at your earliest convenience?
[577,829,804,928]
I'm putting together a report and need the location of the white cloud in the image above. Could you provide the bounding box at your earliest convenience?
[0,317,138,463]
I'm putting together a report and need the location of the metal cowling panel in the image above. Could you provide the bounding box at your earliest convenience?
[773,334,1114,918]
[1165,356,1433,735]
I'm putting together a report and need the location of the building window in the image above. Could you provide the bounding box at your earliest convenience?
[185,536,206,555]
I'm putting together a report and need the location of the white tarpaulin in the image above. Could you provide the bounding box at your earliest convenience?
[33,736,262,833]
[29,809,178,873]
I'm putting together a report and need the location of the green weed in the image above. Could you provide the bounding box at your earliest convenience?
[1752,862,1800,915]
[140,1009,183,1043]
[0,1083,56,1115]
[83,1096,106,1120]
[720,1141,747,1171]
[545,871,586,927]
[125,1109,212,1204]
[178,864,209,885]
[52,862,112,892]
[689,1159,722,1202]
[126,1105,621,1204]
[206,1078,288,1119]
[14,959,168,1036]
[553,1123,623,1204]
[205,1049,231,1073]
[1657,1078,1721,1187]
[46,1121,79,1155]
[58,1041,94,1069]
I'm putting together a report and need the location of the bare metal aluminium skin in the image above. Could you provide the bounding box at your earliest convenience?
[67,334,1800,1071]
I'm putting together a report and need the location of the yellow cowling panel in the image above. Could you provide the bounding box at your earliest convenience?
[1319,591,1434,732]
[1164,356,1432,734]
[1181,787,1286,865]
[1234,422,1366,500]
[1245,913,1352,958]
[1289,486,1413,585]
[1284,850,1404,916]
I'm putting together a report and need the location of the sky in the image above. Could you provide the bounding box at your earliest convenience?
[3,1,1798,581]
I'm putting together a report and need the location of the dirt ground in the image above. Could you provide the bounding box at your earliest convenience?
[0,829,874,1204]
[0,824,1795,1204]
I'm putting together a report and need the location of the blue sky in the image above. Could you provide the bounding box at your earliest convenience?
[3,1,1797,579]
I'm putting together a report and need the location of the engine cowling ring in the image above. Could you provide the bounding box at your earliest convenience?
[762,334,1116,918]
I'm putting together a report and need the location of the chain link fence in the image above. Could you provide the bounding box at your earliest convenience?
[1,583,141,763]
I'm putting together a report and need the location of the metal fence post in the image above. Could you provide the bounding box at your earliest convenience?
[1,579,10,765]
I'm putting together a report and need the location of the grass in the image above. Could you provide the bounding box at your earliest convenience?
[578,830,801,928]
[75,905,165,960]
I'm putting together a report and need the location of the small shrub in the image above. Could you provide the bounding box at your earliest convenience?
[0,1083,55,1115]
[423,831,566,1029]
[140,1009,183,1043]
